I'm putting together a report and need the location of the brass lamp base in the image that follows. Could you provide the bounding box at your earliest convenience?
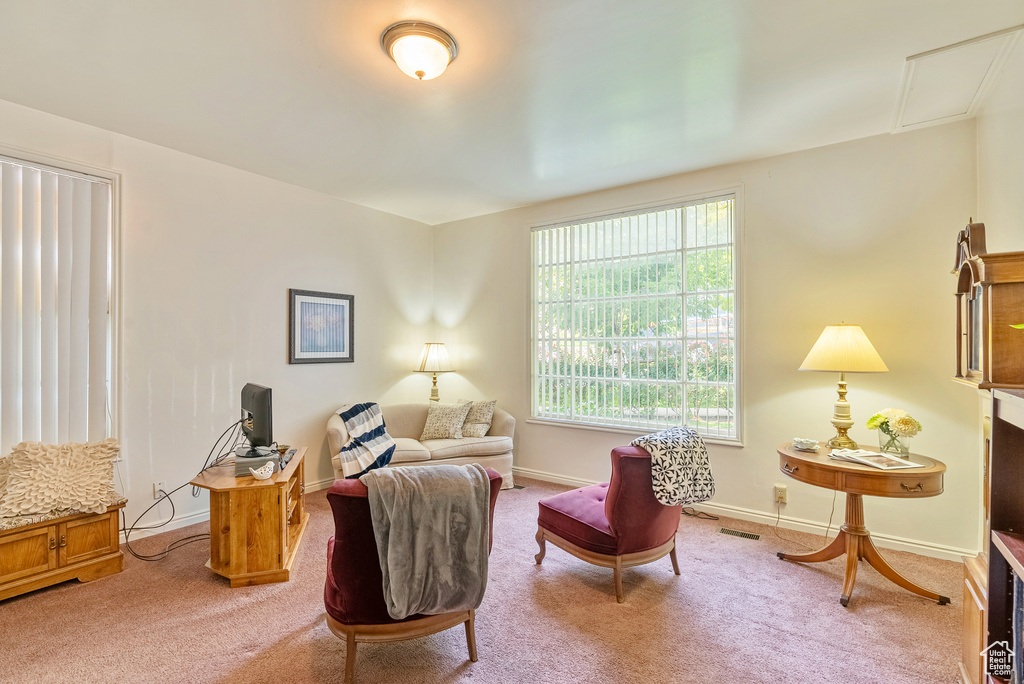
[827,429,858,450]
[827,372,857,449]
[429,372,440,402]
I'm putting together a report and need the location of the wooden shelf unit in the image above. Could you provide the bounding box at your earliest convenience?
[0,502,125,601]
[190,447,309,588]
[985,390,1024,683]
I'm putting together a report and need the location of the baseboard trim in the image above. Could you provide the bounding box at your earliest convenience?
[512,466,598,489]
[120,508,211,544]
[120,476,336,544]
[512,466,975,562]
[305,476,335,493]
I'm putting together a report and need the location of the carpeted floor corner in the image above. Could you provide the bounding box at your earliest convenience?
[0,477,961,683]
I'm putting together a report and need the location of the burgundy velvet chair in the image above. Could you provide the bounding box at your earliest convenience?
[324,468,502,684]
[534,446,682,602]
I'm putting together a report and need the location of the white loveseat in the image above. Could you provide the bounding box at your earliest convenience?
[327,403,515,488]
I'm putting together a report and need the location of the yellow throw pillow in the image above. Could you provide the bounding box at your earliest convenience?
[420,401,474,440]
[460,400,496,438]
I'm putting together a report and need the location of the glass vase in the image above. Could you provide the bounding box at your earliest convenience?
[877,430,910,457]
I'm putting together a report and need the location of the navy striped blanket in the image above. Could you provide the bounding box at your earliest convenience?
[336,402,396,478]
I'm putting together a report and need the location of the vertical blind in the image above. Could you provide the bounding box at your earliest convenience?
[532,196,738,440]
[0,159,112,455]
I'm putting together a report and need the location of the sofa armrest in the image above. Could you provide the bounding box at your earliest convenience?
[327,411,348,458]
[488,407,515,438]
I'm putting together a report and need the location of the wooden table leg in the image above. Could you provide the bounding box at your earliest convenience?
[860,533,951,605]
[777,529,847,563]
[778,492,950,607]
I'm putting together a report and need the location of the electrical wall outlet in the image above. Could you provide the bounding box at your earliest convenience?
[774,484,788,504]
[153,481,167,499]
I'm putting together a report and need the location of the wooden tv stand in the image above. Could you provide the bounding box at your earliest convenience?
[190,447,309,587]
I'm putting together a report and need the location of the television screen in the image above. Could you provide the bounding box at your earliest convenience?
[241,383,273,450]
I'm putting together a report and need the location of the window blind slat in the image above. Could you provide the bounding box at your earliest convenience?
[56,175,73,443]
[39,172,58,444]
[21,168,41,440]
[88,182,110,441]
[68,178,92,442]
[1,164,22,454]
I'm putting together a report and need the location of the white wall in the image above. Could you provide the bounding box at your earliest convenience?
[0,98,434,531]
[977,45,1024,250]
[433,121,981,557]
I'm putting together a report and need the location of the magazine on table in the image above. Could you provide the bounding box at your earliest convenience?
[828,448,922,470]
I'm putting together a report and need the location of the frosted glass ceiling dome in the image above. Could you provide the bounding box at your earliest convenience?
[381,21,458,81]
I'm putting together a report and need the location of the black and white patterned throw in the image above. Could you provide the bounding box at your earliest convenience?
[630,427,715,506]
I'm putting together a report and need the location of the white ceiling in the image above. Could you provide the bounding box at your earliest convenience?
[0,1,1021,225]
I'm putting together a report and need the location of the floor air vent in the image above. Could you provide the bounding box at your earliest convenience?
[718,528,760,540]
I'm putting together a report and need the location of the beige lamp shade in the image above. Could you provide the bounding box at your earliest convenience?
[799,325,888,373]
[416,343,454,373]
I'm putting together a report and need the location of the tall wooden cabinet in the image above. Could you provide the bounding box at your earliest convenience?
[954,224,1024,683]
[985,390,1024,683]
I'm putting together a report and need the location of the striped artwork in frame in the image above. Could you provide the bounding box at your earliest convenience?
[288,289,354,364]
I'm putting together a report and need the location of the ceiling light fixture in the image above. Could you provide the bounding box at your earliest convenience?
[380,21,458,81]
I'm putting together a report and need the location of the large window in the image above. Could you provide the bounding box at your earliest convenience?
[532,193,739,440]
[0,155,117,455]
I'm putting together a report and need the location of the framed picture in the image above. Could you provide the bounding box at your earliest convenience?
[288,289,354,364]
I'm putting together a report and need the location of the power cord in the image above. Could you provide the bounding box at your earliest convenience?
[682,507,719,520]
[773,490,839,550]
[121,419,244,562]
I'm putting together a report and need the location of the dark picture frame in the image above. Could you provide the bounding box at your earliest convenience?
[288,289,354,364]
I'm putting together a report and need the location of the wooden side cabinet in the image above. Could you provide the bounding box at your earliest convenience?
[190,447,309,588]
[0,502,125,602]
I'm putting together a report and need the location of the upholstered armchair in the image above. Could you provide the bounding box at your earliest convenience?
[534,445,682,602]
[324,467,502,684]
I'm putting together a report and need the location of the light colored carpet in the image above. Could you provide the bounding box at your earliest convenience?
[0,477,961,683]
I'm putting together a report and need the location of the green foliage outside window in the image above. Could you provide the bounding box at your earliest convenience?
[534,199,738,438]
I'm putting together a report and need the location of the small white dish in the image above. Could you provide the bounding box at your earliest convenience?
[249,462,276,480]
[792,437,819,451]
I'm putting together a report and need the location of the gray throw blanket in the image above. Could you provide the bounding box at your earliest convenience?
[360,464,490,620]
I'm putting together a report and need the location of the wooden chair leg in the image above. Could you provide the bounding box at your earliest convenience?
[614,557,624,603]
[465,609,478,662]
[344,632,357,684]
[534,528,546,564]
[669,543,681,575]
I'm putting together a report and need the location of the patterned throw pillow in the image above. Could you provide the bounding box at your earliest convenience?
[460,400,496,438]
[0,439,119,516]
[420,401,474,440]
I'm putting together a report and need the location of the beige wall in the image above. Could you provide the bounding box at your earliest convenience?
[0,98,434,530]
[977,47,1024,250]
[433,121,981,558]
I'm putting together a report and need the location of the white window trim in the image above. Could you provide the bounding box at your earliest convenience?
[0,142,123,444]
[527,185,744,444]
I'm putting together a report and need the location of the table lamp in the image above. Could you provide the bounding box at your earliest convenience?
[415,342,454,402]
[799,324,888,449]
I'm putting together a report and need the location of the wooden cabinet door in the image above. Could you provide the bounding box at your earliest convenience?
[0,525,58,584]
[59,511,117,567]
[962,560,987,684]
